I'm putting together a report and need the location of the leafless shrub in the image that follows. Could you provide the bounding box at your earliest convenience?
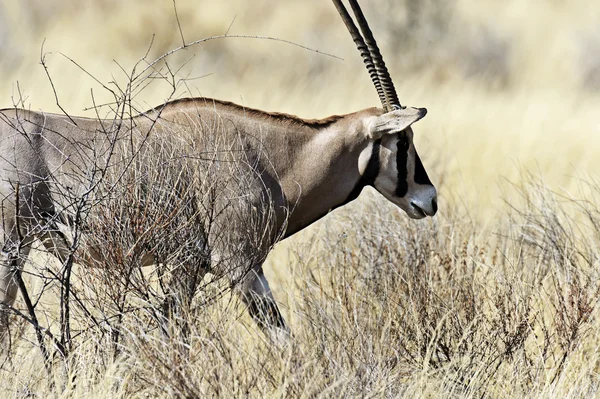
[0,29,285,393]
[70,114,281,350]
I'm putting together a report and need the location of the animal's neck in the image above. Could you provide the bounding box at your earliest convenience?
[276,115,371,237]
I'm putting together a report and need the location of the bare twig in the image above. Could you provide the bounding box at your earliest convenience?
[172,0,186,47]
[40,39,78,126]
[134,33,343,82]
[225,15,237,36]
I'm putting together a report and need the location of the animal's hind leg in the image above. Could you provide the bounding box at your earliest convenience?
[160,261,209,333]
[149,260,207,349]
[237,266,288,334]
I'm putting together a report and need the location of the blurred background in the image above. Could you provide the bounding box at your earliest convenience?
[1,0,599,217]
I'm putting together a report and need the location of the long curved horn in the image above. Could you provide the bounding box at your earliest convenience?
[347,0,401,110]
[331,0,388,111]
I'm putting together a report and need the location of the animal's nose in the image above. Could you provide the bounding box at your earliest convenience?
[411,189,438,217]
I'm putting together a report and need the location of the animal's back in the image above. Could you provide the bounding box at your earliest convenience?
[0,108,116,183]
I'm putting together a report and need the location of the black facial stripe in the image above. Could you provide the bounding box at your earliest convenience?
[362,139,382,186]
[395,138,409,197]
[414,152,432,185]
[340,139,381,206]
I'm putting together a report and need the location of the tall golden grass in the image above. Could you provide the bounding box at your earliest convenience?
[1,0,600,397]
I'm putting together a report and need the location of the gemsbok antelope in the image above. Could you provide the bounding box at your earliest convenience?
[0,0,437,338]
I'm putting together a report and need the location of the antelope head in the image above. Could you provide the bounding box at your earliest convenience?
[333,0,437,219]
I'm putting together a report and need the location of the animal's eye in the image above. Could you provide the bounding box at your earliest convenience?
[397,136,409,151]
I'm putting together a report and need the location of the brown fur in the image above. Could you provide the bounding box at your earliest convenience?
[144,97,346,129]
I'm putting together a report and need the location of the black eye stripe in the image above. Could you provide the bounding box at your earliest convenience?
[364,139,382,185]
[397,136,409,151]
[395,137,409,197]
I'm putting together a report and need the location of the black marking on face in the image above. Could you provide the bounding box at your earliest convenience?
[362,139,382,185]
[339,139,382,207]
[414,152,432,186]
[395,134,409,197]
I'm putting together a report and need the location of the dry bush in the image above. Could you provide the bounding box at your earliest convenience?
[0,37,284,394]
[68,121,281,353]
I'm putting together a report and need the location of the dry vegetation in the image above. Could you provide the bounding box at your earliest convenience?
[1,0,600,397]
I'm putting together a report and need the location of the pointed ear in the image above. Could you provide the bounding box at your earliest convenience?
[368,107,427,139]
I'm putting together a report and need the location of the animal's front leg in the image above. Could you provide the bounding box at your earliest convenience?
[238,266,288,335]
[0,239,32,340]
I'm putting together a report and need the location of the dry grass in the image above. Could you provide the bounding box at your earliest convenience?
[4,186,600,398]
[1,0,600,398]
